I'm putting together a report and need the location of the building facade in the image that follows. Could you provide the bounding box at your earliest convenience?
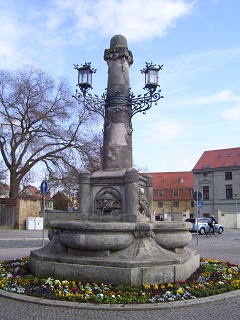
[149,171,194,221]
[192,147,240,221]
[19,185,54,211]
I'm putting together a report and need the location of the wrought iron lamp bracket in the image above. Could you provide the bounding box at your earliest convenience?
[74,87,163,119]
[73,90,106,118]
[130,87,163,118]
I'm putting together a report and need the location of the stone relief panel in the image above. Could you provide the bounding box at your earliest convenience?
[95,187,123,216]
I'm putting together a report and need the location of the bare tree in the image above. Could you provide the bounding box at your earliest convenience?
[0,65,101,198]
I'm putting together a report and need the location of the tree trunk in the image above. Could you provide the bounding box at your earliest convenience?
[9,169,20,199]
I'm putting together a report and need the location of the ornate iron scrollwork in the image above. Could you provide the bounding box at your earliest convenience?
[73,89,106,118]
[130,88,163,118]
[73,88,163,119]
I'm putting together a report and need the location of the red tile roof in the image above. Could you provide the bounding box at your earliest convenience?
[192,147,240,170]
[147,171,194,201]
[28,185,42,199]
[52,191,69,201]
[19,185,53,201]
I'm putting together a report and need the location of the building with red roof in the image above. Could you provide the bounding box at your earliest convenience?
[149,171,194,220]
[192,147,240,223]
[52,191,71,211]
[19,185,54,211]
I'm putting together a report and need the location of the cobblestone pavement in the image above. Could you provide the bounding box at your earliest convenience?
[0,228,240,320]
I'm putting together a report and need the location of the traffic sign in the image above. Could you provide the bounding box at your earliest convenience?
[198,201,203,208]
[40,180,49,195]
[193,190,203,201]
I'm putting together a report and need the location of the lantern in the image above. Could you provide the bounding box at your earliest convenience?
[76,62,96,95]
[141,62,163,91]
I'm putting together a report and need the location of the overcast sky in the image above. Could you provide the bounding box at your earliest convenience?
[1,0,240,175]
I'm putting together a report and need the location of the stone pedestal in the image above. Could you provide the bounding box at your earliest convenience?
[30,220,199,285]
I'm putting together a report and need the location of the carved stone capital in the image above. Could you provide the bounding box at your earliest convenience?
[79,169,91,184]
[142,174,153,187]
[104,46,133,65]
[124,168,139,183]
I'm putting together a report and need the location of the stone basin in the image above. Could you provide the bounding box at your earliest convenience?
[153,221,192,250]
[48,220,192,252]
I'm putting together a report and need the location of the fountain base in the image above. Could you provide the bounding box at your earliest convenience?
[30,220,199,285]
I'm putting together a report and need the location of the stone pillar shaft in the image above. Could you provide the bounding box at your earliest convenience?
[78,169,91,213]
[103,35,133,171]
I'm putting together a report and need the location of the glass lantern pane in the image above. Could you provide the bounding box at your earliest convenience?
[148,70,158,84]
[80,71,88,84]
[88,72,92,86]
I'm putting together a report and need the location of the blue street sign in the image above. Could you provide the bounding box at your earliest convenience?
[198,201,203,208]
[40,180,49,195]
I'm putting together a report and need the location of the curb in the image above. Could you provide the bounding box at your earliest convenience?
[1,288,240,311]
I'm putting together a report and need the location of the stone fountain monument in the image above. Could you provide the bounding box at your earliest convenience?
[30,35,200,285]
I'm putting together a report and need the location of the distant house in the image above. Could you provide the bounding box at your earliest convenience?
[52,191,70,211]
[19,185,54,211]
[192,147,240,221]
[0,183,10,198]
[148,171,194,221]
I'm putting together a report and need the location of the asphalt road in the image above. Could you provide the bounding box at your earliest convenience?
[0,228,240,320]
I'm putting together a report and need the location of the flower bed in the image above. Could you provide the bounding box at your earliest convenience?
[0,257,240,304]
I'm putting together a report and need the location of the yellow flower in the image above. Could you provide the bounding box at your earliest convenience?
[57,290,63,297]
[161,284,165,289]
[167,283,173,288]
[231,280,240,288]
[144,284,150,289]
[153,284,158,290]
[177,288,183,294]
[54,280,61,286]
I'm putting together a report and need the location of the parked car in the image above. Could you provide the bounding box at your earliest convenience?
[185,217,224,235]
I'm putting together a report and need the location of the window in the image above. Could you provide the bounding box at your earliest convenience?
[225,172,232,180]
[191,201,194,207]
[173,201,179,207]
[158,190,163,196]
[226,185,233,199]
[173,189,179,196]
[203,186,209,200]
[158,201,163,208]
[203,172,208,177]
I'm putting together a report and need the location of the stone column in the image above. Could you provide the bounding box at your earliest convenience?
[78,169,91,213]
[103,35,133,170]
[124,168,139,216]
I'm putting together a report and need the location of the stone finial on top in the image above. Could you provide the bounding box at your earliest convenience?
[110,35,128,48]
